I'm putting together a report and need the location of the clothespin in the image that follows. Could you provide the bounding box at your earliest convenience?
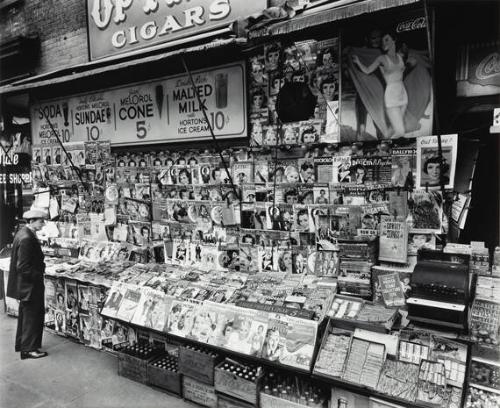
[425,183,429,192]
[397,186,401,196]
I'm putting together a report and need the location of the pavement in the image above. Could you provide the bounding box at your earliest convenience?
[0,311,194,408]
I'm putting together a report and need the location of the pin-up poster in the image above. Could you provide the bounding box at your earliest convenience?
[31,62,246,146]
[341,9,433,142]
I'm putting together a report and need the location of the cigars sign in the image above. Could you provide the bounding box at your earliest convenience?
[87,0,267,60]
[457,41,500,97]
[30,62,246,146]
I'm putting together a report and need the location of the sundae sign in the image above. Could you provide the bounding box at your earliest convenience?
[87,0,267,60]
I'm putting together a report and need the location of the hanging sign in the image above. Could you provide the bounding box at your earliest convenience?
[30,62,246,146]
[87,0,267,60]
[457,41,500,97]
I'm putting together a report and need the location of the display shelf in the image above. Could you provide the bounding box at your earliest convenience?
[312,372,432,408]
[101,314,316,377]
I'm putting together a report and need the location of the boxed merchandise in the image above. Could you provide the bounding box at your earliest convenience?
[116,342,162,384]
[179,344,221,385]
[214,359,263,405]
[146,353,182,395]
[183,376,218,408]
[314,324,352,378]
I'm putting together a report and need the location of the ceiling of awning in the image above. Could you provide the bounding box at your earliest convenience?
[249,0,422,39]
[0,35,245,97]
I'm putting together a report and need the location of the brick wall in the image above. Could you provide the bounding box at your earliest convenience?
[0,0,88,76]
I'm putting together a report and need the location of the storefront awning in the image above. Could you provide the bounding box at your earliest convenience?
[0,35,246,97]
[249,0,422,39]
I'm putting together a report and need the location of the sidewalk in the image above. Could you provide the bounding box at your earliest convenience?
[0,312,192,408]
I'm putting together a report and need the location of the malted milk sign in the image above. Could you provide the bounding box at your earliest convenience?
[87,0,267,60]
[31,62,246,146]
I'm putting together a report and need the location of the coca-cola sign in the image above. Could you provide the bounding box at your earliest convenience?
[396,17,427,33]
[475,52,500,81]
[457,42,500,97]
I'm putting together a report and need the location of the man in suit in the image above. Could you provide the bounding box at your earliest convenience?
[7,209,48,359]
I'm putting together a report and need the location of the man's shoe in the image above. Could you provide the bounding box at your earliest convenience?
[20,350,48,360]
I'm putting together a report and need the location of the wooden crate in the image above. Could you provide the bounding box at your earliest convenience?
[147,356,182,395]
[214,361,262,405]
[179,345,220,385]
[260,393,309,408]
[118,353,150,384]
[217,393,256,408]
[116,346,161,384]
[183,376,218,408]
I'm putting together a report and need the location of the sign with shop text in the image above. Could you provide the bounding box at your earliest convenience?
[457,41,500,97]
[30,62,246,146]
[87,0,267,60]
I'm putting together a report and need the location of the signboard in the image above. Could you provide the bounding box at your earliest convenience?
[87,0,267,60]
[457,41,500,97]
[31,62,247,146]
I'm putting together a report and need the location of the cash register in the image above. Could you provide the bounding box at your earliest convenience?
[407,251,470,329]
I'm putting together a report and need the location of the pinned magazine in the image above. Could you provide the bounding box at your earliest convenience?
[416,134,457,190]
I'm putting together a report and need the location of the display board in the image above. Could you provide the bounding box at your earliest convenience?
[31,62,247,146]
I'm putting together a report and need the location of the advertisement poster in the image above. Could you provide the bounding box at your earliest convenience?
[341,10,433,142]
[31,63,246,146]
[416,134,457,190]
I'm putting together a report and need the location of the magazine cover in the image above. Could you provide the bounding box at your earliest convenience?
[279,316,318,370]
[341,9,433,141]
[65,281,78,312]
[379,215,409,263]
[166,300,199,338]
[349,156,392,184]
[79,315,91,345]
[111,321,130,346]
[372,265,412,305]
[45,277,57,310]
[132,288,170,331]
[115,285,143,322]
[408,232,436,255]
[314,250,339,276]
[224,308,256,354]
[54,309,66,333]
[408,191,443,233]
[416,134,458,190]
[78,284,90,315]
[100,282,126,318]
[100,318,115,349]
[65,309,80,338]
[332,155,352,184]
[260,313,288,362]
[391,146,416,187]
[185,306,217,343]
[377,272,406,307]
